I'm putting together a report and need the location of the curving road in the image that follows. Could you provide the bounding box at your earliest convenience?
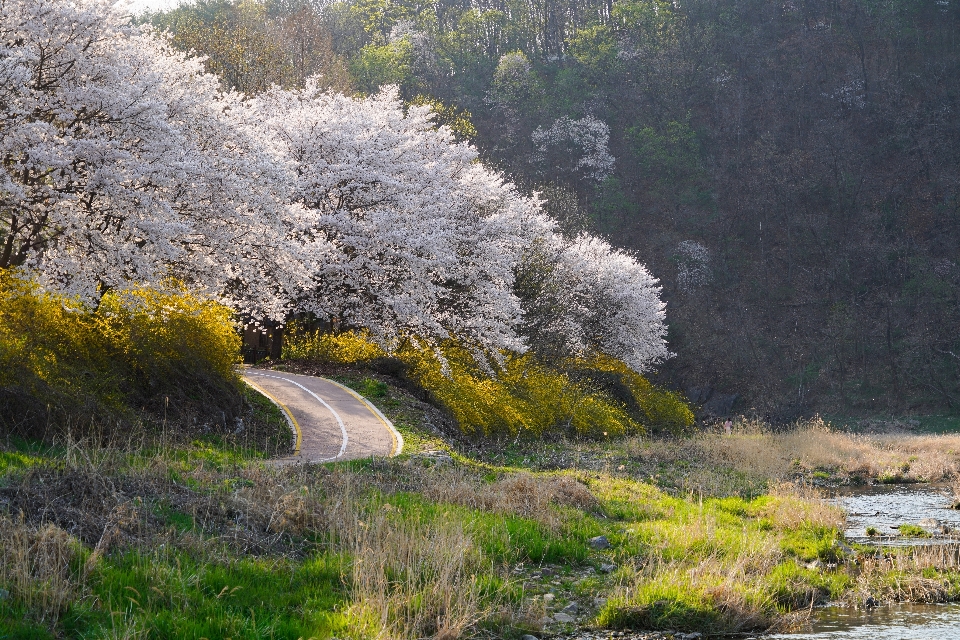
[243,369,402,464]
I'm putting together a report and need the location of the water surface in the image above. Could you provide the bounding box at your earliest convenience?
[831,483,960,544]
[768,602,960,639]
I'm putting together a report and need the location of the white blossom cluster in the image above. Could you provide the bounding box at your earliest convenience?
[676,240,711,293]
[0,0,668,372]
[532,115,616,182]
[525,235,670,372]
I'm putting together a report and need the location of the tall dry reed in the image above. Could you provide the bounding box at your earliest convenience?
[0,515,80,625]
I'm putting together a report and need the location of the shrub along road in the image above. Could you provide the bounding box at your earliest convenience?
[243,369,402,463]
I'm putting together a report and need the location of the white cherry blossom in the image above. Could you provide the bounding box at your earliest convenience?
[1,0,669,373]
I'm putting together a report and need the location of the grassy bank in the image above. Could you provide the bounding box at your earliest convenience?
[6,372,960,639]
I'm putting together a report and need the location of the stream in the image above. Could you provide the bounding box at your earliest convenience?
[834,483,960,545]
[768,602,960,639]
[771,483,960,639]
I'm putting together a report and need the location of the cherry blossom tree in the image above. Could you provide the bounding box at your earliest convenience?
[1,0,670,373]
[516,234,669,372]
[532,115,615,183]
[0,0,289,317]
[247,83,552,353]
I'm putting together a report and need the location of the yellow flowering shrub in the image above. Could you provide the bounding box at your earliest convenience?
[95,285,239,382]
[579,353,695,435]
[0,270,241,435]
[283,327,693,437]
[282,323,386,363]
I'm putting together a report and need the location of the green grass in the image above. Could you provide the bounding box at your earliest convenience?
[0,448,54,480]
[8,372,960,637]
[897,524,932,538]
[62,551,352,640]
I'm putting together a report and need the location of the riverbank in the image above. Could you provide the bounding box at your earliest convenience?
[3,373,960,638]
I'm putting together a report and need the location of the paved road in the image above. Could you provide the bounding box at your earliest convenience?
[243,369,402,464]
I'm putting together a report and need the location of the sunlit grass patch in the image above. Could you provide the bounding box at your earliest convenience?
[0,448,56,480]
[70,549,351,640]
[597,560,779,633]
[898,524,932,538]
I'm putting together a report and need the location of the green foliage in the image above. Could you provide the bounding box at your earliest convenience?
[149,0,292,93]
[351,37,415,93]
[567,24,620,72]
[359,377,389,398]
[627,118,705,194]
[897,524,931,538]
[409,95,478,140]
[345,0,419,41]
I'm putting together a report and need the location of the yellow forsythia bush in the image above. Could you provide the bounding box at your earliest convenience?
[0,270,240,433]
[283,327,693,437]
[581,354,696,435]
[282,323,386,363]
[96,285,239,382]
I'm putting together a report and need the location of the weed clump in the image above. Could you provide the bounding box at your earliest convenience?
[0,516,80,628]
[898,524,932,538]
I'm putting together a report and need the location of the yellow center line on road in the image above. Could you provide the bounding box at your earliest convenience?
[246,372,349,462]
[243,376,302,455]
[321,378,404,457]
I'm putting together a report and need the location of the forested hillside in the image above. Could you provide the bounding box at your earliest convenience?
[149,0,960,418]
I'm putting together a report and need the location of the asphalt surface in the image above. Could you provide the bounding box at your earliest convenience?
[242,369,402,464]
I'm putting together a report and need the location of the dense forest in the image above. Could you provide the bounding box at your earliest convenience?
[149,0,960,419]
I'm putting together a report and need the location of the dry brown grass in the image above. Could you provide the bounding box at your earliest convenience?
[343,508,495,640]
[619,416,960,488]
[762,482,846,531]
[0,515,80,625]
[851,543,960,605]
[417,467,596,527]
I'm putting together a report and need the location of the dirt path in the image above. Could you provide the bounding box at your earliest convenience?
[243,369,402,464]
